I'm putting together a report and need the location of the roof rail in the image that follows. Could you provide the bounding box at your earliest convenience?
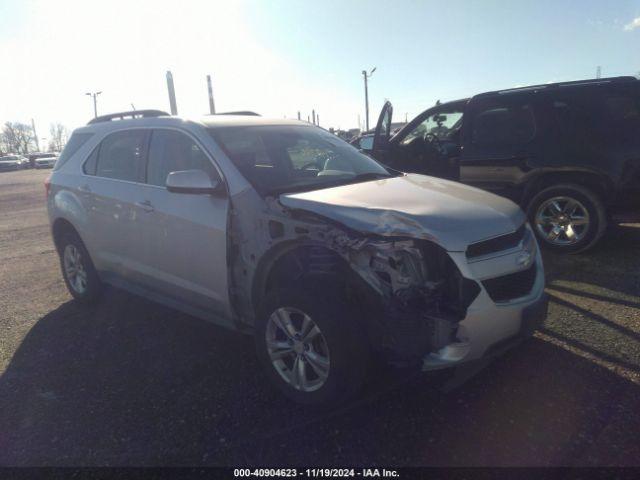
[476,76,638,98]
[212,111,261,116]
[87,109,170,125]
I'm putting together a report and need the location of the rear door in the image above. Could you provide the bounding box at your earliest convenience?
[135,128,232,323]
[459,96,540,200]
[81,129,149,279]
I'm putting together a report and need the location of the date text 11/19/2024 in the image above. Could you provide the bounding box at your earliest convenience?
[233,468,400,478]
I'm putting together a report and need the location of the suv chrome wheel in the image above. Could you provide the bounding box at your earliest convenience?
[63,244,88,294]
[535,196,590,246]
[265,307,331,393]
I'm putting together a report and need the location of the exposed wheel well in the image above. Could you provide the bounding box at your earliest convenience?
[523,171,612,207]
[251,243,349,314]
[51,218,80,253]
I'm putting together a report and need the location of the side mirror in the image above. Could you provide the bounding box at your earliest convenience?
[166,169,223,195]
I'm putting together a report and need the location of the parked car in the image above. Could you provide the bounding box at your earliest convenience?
[34,154,58,169]
[28,152,58,169]
[0,155,28,171]
[47,109,547,406]
[368,76,640,253]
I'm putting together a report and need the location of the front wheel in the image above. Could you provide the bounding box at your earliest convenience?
[527,184,607,254]
[255,283,369,407]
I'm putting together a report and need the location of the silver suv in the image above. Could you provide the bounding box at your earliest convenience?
[47,110,548,406]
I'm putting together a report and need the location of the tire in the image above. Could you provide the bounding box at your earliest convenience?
[255,281,369,407]
[57,230,103,304]
[526,183,607,254]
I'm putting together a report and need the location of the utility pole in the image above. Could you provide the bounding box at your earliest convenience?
[362,67,376,131]
[312,109,316,125]
[596,66,602,79]
[317,114,320,126]
[85,91,102,118]
[166,71,178,115]
[297,111,301,120]
[31,119,40,151]
[206,75,216,114]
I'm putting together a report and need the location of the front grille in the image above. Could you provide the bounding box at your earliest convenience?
[482,264,537,303]
[466,224,527,259]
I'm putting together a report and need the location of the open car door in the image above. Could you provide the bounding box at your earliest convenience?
[371,101,393,164]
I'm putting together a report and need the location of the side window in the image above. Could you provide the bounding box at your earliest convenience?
[471,103,536,146]
[146,130,218,187]
[401,110,464,145]
[95,130,147,181]
[83,145,99,175]
[53,132,94,170]
[600,94,640,144]
[550,97,597,141]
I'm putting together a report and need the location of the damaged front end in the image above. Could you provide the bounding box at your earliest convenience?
[228,190,480,366]
[346,237,480,364]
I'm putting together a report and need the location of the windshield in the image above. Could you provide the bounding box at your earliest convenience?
[210,125,393,195]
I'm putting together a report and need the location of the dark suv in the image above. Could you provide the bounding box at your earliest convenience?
[369,76,640,253]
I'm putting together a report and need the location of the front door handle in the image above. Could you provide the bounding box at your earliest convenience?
[135,200,154,213]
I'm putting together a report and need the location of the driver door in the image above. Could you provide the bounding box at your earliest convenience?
[371,102,462,180]
[371,101,393,165]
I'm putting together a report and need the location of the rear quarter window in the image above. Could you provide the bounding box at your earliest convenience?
[53,132,94,170]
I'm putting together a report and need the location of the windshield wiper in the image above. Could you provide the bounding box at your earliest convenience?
[349,172,392,182]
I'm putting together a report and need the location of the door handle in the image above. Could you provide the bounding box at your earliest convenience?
[135,200,154,213]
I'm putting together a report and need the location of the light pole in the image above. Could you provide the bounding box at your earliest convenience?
[85,91,102,118]
[362,67,376,131]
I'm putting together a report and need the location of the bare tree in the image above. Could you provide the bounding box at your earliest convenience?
[49,123,69,152]
[1,122,36,154]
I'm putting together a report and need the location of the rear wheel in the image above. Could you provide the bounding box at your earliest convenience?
[255,282,369,407]
[58,230,103,303]
[527,184,607,254]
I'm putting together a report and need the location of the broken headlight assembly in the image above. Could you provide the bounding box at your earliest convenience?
[349,238,480,362]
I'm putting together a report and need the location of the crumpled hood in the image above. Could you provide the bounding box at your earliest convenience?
[279,174,525,251]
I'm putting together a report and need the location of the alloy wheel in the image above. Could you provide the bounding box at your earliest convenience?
[535,196,590,246]
[63,244,88,294]
[265,307,331,392]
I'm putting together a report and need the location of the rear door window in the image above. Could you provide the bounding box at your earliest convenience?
[95,130,147,182]
[471,103,536,146]
[599,94,640,144]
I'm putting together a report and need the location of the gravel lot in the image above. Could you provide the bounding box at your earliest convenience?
[1,169,639,466]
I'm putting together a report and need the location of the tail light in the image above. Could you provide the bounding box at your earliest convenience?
[44,175,51,197]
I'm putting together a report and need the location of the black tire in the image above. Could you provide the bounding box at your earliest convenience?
[57,230,103,304]
[526,183,607,254]
[255,281,369,407]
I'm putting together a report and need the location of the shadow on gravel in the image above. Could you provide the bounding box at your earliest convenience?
[1,284,640,466]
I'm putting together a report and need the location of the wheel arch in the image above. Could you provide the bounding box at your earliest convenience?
[250,240,353,315]
[522,169,613,207]
[51,217,83,253]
